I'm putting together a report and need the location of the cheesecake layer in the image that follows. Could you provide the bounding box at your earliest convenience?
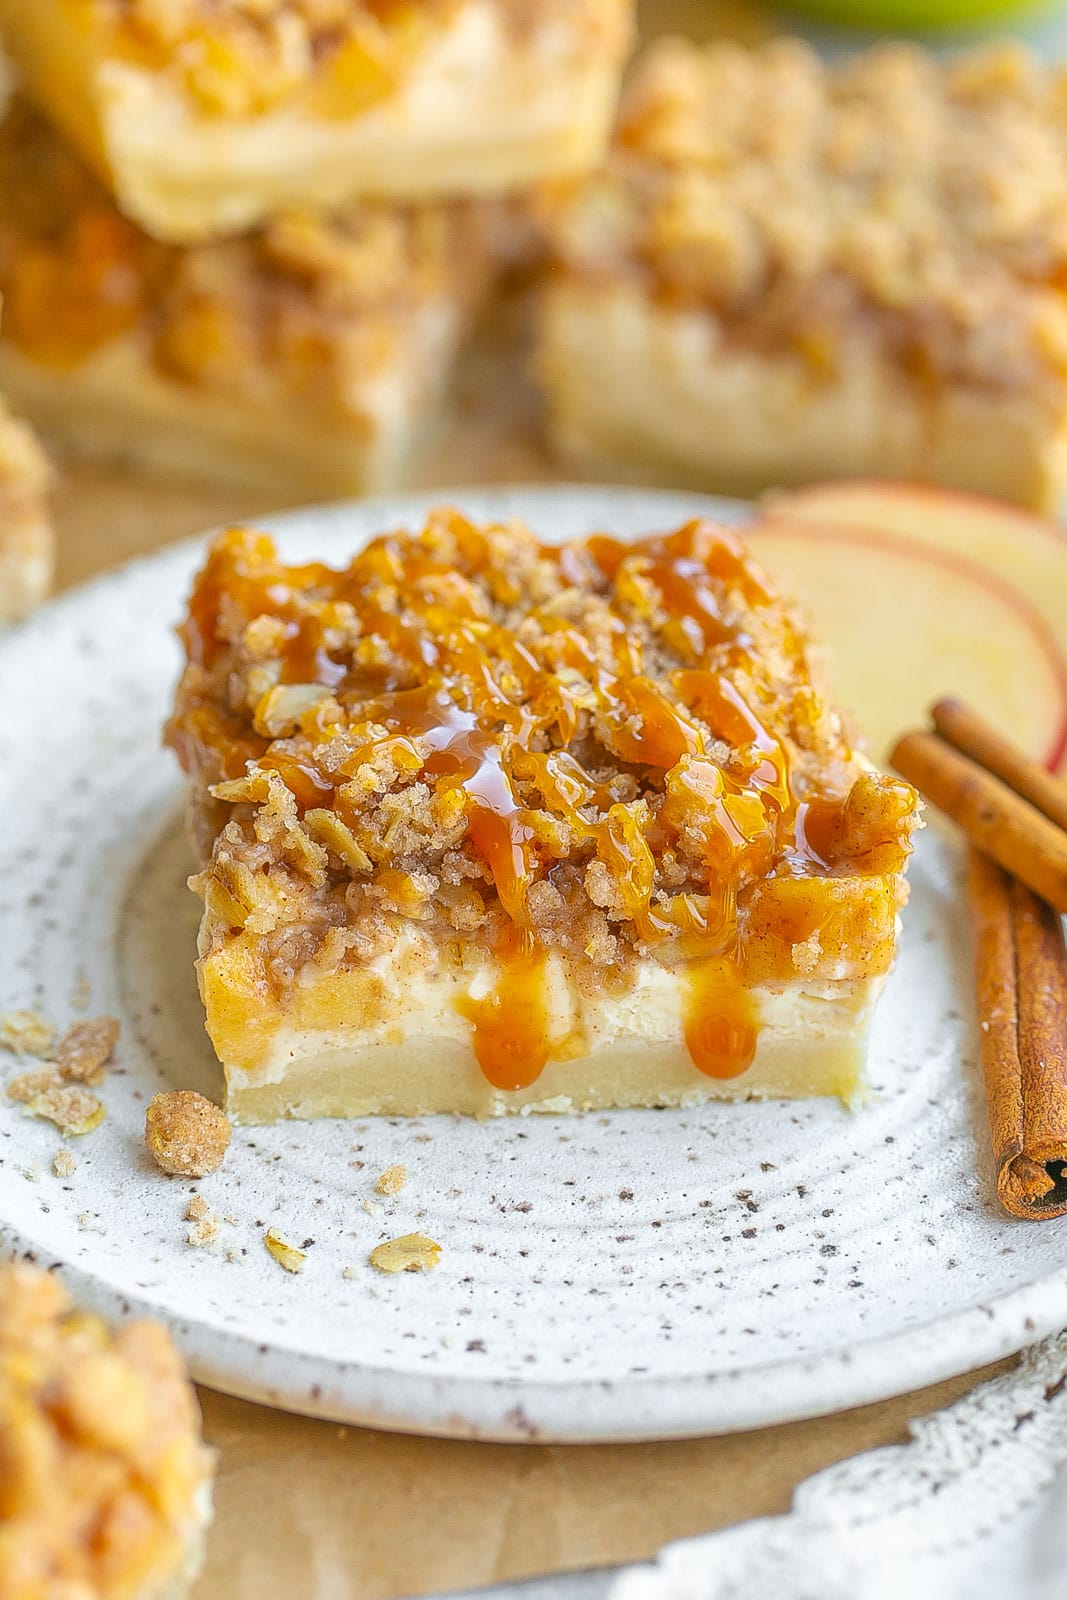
[0,0,632,242]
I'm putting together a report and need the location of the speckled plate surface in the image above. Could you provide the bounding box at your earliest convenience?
[2,485,1067,1443]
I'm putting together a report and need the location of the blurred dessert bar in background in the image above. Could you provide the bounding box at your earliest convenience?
[0,1261,214,1600]
[0,0,633,243]
[0,103,498,495]
[0,387,52,621]
[540,39,1067,510]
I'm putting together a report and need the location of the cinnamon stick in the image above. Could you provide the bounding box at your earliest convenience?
[967,849,1067,1219]
[891,729,1067,914]
[931,698,1067,833]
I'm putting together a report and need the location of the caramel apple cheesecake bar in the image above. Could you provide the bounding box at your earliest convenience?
[0,102,495,495]
[541,39,1067,511]
[0,392,52,622]
[166,508,920,1123]
[0,1262,214,1600]
[0,0,633,244]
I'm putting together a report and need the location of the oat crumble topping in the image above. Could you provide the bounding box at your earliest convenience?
[145,1090,232,1176]
[7,1066,61,1104]
[168,510,918,1010]
[0,1263,211,1600]
[0,101,492,409]
[552,37,1067,396]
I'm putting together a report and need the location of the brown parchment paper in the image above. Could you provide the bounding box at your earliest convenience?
[192,1366,1009,1600]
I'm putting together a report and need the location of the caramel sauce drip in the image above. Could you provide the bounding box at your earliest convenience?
[456,951,551,1092]
[174,515,914,1093]
[685,960,759,1080]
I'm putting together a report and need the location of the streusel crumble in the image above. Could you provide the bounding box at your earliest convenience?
[168,509,919,1119]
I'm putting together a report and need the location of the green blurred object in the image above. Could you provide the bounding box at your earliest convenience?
[784,0,1049,26]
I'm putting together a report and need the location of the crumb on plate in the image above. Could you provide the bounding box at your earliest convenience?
[185,1195,220,1249]
[264,1228,305,1273]
[0,1008,55,1057]
[54,1015,120,1083]
[145,1090,231,1177]
[52,1148,76,1178]
[375,1164,408,1196]
[25,1082,104,1137]
[7,1066,60,1103]
[369,1233,441,1274]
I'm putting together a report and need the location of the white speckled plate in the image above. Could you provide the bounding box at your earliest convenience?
[2,485,1066,1443]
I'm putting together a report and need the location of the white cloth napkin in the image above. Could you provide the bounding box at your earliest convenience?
[610,1333,1067,1600]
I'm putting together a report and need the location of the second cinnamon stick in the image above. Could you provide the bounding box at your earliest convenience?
[967,848,1067,1220]
[892,729,1067,914]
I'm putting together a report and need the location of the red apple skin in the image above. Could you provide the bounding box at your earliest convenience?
[762,482,1067,774]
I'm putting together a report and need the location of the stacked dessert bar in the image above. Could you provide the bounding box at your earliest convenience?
[0,1,633,495]
[539,36,1067,510]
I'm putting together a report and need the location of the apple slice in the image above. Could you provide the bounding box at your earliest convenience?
[744,518,1067,770]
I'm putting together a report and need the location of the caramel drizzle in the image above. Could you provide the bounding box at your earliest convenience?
[178,515,865,1090]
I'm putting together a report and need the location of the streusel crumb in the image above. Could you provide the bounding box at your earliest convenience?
[7,1065,60,1103]
[52,1148,77,1177]
[24,1082,105,1137]
[145,1090,231,1176]
[0,102,492,420]
[185,1197,221,1249]
[375,1163,408,1195]
[369,1233,441,1273]
[53,1015,121,1083]
[0,1008,55,1057]
[0,1262,212,1600]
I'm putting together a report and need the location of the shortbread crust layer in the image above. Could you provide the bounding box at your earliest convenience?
[0,0,632,242]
